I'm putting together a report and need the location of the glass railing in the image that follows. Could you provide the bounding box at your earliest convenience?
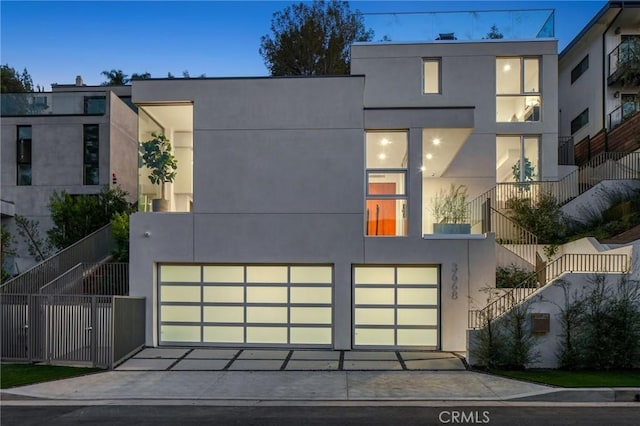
[361,9,554,43]
[608,38,640,79]
[608,100,640,129]
[1,92,107,116]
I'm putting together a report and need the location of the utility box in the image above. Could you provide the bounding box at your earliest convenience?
[530,313,550,334]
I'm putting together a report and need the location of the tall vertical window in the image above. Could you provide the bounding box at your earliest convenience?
[16,126,32,186]
[365,131,408,236]
[496,135,540,183]
[83,124,99,185]
[496,57,541,122]
[423,59,441,94]
[570,55,589,84]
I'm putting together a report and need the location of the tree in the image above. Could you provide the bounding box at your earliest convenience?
[259,0,373,76]
[14,215,52,261]
[48,186,131,249]
[101,69,129,85]
[131,72,151,80]
[485,24,504,40]
[1,64,33,92]
[1,225,17,282]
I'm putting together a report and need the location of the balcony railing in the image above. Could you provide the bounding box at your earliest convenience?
[1,92,107,116]
[608,100,640,130]
[608,38,640,85]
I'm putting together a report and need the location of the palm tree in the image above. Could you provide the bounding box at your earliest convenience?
[101,69,129,86]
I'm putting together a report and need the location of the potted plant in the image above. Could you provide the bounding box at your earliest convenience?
[430,184,471,234]
[140,133,178,212]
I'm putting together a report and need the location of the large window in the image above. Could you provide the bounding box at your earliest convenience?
[84,96,106,114]
[16,126,32,186]
[571,55,589,84]
[570,109,589,135]
[423,59,441,94]
[83,124,99,185]
[496,57,541,122]
[365,131,408,236]
[496,135,540,183]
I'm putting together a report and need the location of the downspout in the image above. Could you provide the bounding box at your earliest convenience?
[602,4,624,151]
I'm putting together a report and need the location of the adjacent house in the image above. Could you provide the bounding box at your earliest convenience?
[558,1,640,163]
[129,38,558,352]
[0,77,138,273]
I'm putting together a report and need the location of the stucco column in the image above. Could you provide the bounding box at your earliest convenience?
[408,127,423,237]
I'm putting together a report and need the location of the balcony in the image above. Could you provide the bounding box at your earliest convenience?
[608,99,640,130]
[362,8,554,43]
[0,92,106,116]
[607,38,640,86]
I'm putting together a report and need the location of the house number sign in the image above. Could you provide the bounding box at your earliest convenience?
[451,263,459,300]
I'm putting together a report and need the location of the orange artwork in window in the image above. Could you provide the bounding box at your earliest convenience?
[366,183,396,236]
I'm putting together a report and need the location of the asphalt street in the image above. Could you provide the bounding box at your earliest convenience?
[2,405,640,426]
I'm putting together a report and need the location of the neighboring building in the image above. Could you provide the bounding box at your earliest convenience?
[129,38,558,352]
[558,1,640,148]
[0,77,138,273]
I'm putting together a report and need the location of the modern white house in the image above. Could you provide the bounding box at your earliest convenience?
[0,78,138,273]
[558,1,640,146]
[129,37,559,352]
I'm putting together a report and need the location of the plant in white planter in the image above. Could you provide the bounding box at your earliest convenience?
[430,184,471,234]
[140,133,178,212]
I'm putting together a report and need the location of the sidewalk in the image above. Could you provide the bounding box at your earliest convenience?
[1,349,638,404]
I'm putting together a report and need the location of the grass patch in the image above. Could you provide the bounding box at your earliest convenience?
[490,369,640,387]
[1,363,103,389]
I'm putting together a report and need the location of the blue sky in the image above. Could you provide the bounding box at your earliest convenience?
[1,1,606,88]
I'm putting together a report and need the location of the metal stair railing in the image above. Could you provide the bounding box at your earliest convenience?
[468,253,630,329]
[0,224,114,294]
[491,208,538,266]
[39,262,129,296]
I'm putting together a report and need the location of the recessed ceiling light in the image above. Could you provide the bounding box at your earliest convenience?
[420,165,426,172]
[378,153,386,160]
[426,153,433,160]
[432,138,441,145]
[380,138,390,146]
[503,64,511,72]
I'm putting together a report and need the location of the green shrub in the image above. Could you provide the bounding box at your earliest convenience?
[506,192,568,244]
[110,212,129,262]
[496,263,535,288]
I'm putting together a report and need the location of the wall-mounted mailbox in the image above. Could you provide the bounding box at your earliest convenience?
[531,313,550,334]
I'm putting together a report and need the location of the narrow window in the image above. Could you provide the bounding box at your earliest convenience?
[423,59,441,94]
[83,124,99,185]
[570,55,589,84]
[365,131,408,236]
[496,135,540,183]
[570,109,589,135]
[496,57,541,122]
[16,126,32,185]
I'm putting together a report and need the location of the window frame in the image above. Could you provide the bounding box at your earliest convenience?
[570,108,589,135]
[422,58,442,95]
[496,56,542,122]
[570,55,589,84]
[16,125,32,186]
[365,130,409,237]
[83,96,106,115]
[496,134,541,183]
[83,124,100,185]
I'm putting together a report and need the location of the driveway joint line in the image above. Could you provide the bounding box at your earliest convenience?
[280,350,294,370]
[396,351,407,370]
[223,349,243,370]
[166,348,194,370]
[338,351,345,371]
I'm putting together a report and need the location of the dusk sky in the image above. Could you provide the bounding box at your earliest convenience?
[1,1,606,88]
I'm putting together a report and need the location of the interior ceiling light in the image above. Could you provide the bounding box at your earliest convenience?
[503,64,511,72]
[432,138,441,145]
[426,153,433,160]
[420,165,426,172]
[378,153,386,160]
[380,138,390,146]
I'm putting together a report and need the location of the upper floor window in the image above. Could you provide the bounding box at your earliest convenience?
[571,55,589,84]
[365,131,408,237]
[496,135,539,183]
[83,124,99,185]
[496,57,541,122]
[423,59,441,94]
[16,126,32,186]
[571,108,589,135]
[84,96,106,114]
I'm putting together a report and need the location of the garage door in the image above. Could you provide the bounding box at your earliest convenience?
[353,265,439,349]
[159,264,333,347]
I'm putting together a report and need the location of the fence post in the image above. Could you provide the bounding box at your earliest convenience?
[91,296,98,368]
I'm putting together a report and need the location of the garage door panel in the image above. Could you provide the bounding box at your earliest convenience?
[354,265,439,349]
[203,326,243,343]
[161,325,200,342]
[160,264,333,347]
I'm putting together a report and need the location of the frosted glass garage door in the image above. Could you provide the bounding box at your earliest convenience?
[158,264,333,346]
[353,266,439,349]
